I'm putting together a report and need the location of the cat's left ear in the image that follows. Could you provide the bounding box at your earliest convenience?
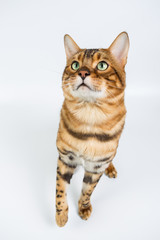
[64,34,80,60]
[109,32,129,68]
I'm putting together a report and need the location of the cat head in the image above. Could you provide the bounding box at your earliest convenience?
[62,32,129,102]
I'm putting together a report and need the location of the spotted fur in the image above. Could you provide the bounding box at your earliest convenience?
[55,32,129,227]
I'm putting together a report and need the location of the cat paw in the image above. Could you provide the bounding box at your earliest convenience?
[105,163,117,178]
[56,208,68,227]
[78,202,92,220]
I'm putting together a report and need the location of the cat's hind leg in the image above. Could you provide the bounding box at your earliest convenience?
[78,171,103,220]
[105,162,117,178]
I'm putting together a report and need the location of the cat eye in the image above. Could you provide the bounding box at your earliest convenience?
[97,61,108,71]
[71,61,80,71]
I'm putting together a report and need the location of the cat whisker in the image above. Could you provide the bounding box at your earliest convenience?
[92,79,124,90]
[62,82,70,85]
[104,88,124,107]
[105,88,116,97]
[106,84,124,90]
[62,85,70,88]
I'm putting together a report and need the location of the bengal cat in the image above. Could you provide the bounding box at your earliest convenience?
[55,32,129,227]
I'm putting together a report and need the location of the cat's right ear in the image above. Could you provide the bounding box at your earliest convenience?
[64,34,80,60]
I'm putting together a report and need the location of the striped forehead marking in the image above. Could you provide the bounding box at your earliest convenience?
[84,49,99,58]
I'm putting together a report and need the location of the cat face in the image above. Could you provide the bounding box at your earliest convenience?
[62,33,129,102]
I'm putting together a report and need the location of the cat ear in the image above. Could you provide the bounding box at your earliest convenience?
[109,32,129,67]
[64,34,80,60]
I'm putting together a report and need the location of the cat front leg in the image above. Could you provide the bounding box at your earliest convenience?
[55,157,76,227]
[78,171,103,220]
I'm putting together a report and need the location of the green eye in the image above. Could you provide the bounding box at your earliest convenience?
[71,61,80,70]
[97,61,108,71]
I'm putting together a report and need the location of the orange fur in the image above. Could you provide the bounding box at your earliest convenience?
[55,32,129,227]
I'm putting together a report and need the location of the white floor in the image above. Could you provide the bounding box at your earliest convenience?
[0,90,160,240]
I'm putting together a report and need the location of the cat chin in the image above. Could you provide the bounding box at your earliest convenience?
[71,87,106,102]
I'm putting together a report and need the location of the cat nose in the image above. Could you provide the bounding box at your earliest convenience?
[78,69,90,80]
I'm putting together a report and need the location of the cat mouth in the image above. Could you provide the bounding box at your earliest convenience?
[77,83,92,91]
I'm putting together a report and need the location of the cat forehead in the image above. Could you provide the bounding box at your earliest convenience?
[83,49,99,58]
[71,48,110,62]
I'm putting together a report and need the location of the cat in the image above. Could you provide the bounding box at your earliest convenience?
[55,32,129,227]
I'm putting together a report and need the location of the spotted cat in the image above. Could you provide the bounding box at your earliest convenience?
[55,32,129,227]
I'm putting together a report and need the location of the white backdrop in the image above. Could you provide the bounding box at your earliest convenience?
[0,0,160,239]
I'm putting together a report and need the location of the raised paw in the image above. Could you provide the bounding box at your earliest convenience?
[105,163,117,178]
[56,207,68,227]
[78,202,92,220]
